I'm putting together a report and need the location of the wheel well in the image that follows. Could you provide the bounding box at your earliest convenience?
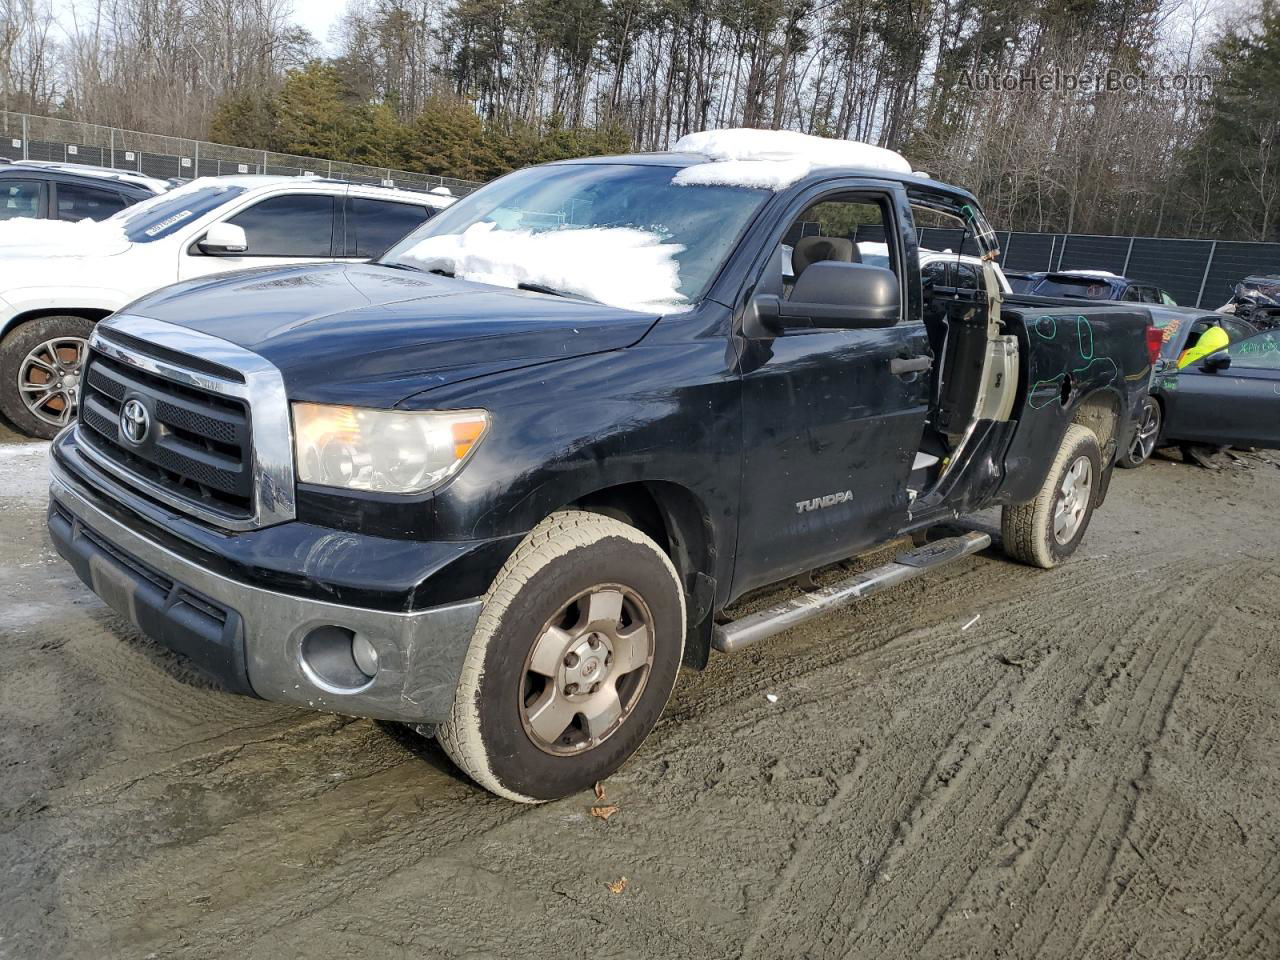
[1071,391,1121,454]
[572,481,717,664]
[3,308,112,341]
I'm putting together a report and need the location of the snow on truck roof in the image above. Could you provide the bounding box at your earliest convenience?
[671,128,916,191]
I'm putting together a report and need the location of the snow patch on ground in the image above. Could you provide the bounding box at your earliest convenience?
[672,128,913,190]
[399,221,687,313]
[0,217,129,257]
[0,440,50,503]
[0,441,49,458]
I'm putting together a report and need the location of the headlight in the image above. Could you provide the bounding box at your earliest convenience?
[292,403,488,494]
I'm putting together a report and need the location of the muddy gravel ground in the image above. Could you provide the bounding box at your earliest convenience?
[2,422,1279,960]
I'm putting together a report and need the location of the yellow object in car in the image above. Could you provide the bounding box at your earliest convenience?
[1178,325,1229,369]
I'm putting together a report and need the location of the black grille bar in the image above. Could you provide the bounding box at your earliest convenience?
[78,347,254,518]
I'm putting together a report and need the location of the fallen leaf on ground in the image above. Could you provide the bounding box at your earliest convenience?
[594,782,606,802]
[606,877,628,894]
[592,804,620,821]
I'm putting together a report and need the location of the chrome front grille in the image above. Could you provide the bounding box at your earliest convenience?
[81,349,254,516]
[75,314,296,531]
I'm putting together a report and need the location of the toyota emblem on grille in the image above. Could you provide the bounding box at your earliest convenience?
[119,398,151,445]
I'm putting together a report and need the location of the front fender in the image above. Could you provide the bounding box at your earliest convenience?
[407,333,743,611]
[0,287,129,338]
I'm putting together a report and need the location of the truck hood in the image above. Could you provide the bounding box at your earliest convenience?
[124,262,663,404]
[0,218,134,260]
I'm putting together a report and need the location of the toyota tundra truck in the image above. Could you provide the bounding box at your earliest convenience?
[46,131,1158,802]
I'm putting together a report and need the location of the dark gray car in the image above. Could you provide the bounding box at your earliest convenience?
[1120,306,1279,466]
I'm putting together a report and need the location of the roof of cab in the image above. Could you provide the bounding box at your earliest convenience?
[3,160,169,194]
[175,174,453,207]
[544,150,981,205]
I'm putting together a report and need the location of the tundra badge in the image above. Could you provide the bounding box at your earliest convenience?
[796,490,853,513]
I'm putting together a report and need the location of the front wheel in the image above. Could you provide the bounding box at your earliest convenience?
[436,510,686,803]
[1117,396,1161,468]
[1001,424,1102,569]
[0,315,96,438]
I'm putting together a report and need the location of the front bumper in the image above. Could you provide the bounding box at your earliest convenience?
[48,458,484,724]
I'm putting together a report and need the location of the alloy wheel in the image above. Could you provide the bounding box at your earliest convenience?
[519,584,655,756]
[1053,455,1093,544]
[1129,398,1160,465]
[17,336,87,429]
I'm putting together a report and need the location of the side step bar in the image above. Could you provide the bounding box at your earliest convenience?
[711,531,991,654]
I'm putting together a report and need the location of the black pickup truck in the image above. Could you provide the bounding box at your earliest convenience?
[46,144,1156,802]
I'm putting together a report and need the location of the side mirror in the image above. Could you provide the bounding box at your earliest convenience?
[1201,353,1231,372]
[747,261,900,337]
[197,222,248,255]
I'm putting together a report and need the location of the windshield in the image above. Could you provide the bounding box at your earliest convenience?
[382,163,771,310]
[1031,277,1113,299]
[119,184,247,242]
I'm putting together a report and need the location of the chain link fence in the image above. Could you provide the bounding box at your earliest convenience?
[0,111,483,198]
[2,111,1275,305]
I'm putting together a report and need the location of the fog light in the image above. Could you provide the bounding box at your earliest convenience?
[300,625,379,692]
[352,632,379,677]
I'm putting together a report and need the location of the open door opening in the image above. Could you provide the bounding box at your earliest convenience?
[893,193,1019,505]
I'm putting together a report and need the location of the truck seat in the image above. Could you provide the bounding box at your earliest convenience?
[791,236,858,280]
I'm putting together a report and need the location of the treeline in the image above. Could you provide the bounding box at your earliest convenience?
[1,0,1277,241]
[211,65,633,181]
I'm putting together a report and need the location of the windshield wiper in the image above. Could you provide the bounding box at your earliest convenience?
[379,261,425,273]
[518,282,597,303]
[518,281,569,297]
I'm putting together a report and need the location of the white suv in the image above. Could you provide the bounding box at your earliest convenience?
[0,176,453,437]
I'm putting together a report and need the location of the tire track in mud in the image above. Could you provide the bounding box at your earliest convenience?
[6,438,1280,959]
[732,560,1236,958]
[1075,565,1280,960]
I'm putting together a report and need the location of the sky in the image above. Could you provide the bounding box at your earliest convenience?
[53,0,350,55]
[290,0,349,53]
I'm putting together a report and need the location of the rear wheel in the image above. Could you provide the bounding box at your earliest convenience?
[0,315,96,439]
[1117,396,1161,468]
[1001,424,1101,568]
[436,510,686,802]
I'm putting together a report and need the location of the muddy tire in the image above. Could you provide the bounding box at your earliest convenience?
[1001,424,1101,569]
[1117,396,1161,469]
[0,315,96,439]
[436,510,686,803]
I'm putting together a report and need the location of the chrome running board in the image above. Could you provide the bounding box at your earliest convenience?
[711,531,991,653]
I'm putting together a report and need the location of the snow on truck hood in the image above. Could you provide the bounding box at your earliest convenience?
[0,216,131,257]
[397,222,687,313]
[672,128,915,190]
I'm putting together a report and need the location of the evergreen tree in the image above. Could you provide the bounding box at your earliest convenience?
[1187,1,1280,240]
[209,90,279,151]
[275,62,374,160]
[403,96,506,180]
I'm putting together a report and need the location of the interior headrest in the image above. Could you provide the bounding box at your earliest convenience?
[793,236,857,278]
